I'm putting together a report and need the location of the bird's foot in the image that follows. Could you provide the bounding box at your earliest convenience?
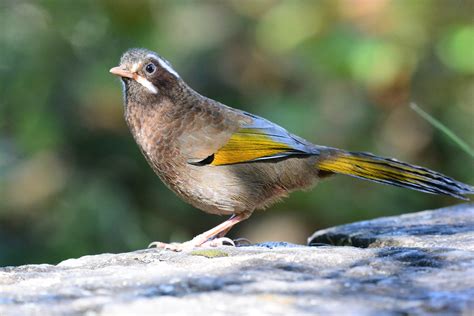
[148,241,184,251]
[201,237,235,247]
[148,213,252,252]
[148,236,236,252]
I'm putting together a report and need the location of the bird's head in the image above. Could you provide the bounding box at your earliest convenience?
[110,48,182,103]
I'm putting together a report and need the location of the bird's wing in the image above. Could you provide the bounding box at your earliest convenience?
[188,111,318,166]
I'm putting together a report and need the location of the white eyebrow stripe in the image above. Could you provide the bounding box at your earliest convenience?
[135,75,158,94]
[146,53,180,78]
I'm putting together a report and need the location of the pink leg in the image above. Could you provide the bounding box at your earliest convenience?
[149,212,251,251]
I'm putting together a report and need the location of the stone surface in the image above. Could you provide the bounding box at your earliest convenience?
[308,202,474,250]
[0,203,473,316]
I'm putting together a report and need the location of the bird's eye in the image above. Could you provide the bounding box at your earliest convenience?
[145,63,156,74]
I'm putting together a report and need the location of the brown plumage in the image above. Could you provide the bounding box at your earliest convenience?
[110,48,473,251]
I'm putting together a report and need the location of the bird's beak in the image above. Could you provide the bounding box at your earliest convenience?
[109,66,134,79]
[110,64,159,94]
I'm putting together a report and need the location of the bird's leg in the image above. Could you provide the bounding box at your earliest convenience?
[213,221,252,246]
[194,212,251,247]
[215,223,236,238]
[149,212,251,251]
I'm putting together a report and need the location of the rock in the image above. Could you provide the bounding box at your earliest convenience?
[0,203,473,315]
[308,202,474,250]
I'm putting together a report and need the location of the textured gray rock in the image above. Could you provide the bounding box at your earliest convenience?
[1,203,473,316]
[308,202,474,250]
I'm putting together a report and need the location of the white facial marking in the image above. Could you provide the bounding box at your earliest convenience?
[146,53,180,78]
[136,75,158,94]
[130,63,140,73]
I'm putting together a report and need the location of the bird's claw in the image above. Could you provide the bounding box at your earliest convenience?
[201,237,235,247]
[148,241,184,252]
[148,236,238,252]
[233,238,252,246]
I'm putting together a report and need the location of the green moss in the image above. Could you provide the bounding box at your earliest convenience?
[190,249,229,258]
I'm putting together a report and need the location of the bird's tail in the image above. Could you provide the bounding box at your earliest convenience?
[316,150,474,200]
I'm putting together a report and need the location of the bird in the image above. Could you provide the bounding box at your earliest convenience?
[110,48,474,251]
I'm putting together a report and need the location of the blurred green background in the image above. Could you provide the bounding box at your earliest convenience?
[1,0,473,266]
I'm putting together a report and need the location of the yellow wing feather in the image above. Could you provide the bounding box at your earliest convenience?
[211,129,293,166]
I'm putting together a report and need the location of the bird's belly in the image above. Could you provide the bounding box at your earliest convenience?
[164,158,319,216]
[174,164,252,215]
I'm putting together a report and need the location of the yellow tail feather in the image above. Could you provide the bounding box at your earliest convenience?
[317,151,473,200]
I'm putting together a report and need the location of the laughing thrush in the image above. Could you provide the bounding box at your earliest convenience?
[110,48,473,251]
